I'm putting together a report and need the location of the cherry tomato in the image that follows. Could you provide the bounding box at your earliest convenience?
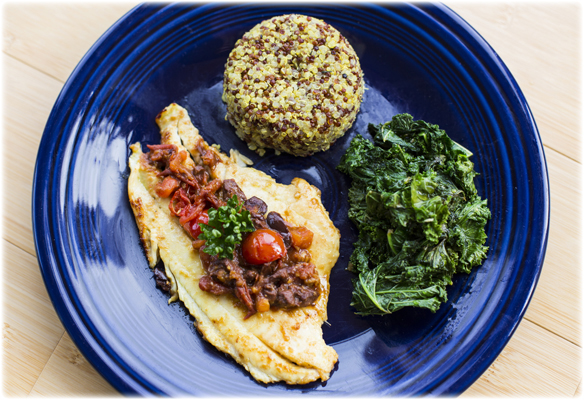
[241,229,287,265]
[189,210,209,239]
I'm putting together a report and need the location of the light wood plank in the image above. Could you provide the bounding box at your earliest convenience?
[451,3,581,163]
[461,318,580,397]
[575,379,582,397]
[3,240,65,396]
[29,332,119,397]
[3,3,138,83]
[523,148,581,345]
[3,56,64,256]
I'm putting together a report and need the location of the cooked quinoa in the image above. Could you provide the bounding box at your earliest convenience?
[222,14,364,157]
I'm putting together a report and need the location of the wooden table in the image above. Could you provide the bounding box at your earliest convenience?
[3,3,581,396]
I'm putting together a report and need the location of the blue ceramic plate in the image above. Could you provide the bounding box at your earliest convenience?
[33,3,549,396]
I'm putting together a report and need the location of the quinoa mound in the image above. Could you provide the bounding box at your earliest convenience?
[222,14,365,157]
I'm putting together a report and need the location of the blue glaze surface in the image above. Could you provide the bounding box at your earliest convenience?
[32,3,549,396]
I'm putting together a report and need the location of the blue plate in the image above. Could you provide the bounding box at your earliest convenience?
[33,3,549,396]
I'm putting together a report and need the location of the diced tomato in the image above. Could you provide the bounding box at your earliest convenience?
[156,176,180,198]
[289,226,314,249]
[241,229,286,265]
[189,209,209,239]
[255,297,270,313]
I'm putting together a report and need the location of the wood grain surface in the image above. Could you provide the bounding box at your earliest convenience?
[3,2,581,397]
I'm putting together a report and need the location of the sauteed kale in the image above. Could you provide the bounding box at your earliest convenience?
[338,114,491,315]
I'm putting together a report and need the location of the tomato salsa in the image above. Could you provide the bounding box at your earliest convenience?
[145,144,320,318]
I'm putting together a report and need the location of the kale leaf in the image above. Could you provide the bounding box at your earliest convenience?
[199,195,255,259]
[338,114,490,315]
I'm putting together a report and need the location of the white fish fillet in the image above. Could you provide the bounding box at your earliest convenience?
[128,103,340,384]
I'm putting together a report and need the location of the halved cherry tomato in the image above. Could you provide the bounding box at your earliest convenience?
[188,209,209,239]
[241,229,286,265]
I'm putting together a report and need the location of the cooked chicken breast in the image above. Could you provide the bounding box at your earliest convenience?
[128,103,340,384]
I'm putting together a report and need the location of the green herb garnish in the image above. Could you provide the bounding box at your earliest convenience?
[199,195,255,259]
[338,113,490,315]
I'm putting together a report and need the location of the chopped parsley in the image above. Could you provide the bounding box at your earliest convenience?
[199,195,255,259]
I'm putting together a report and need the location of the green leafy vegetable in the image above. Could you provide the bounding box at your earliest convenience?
[338,113,490,315]
[199,195,255,259]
